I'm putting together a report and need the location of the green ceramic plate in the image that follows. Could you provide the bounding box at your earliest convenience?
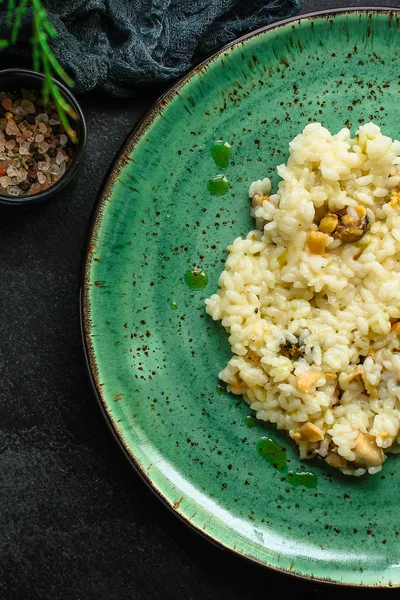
[82,8,400,587]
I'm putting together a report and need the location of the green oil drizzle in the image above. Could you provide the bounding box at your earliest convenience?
[216,385,224,395]
[210,140,232,168]
[286,471,318,489]
[170,301,178,310]
[256,435,318,488]
[207,174,230,196]
[185,268,208,290]
[245,416,258,428]
[165,214,171,221]
[256,437,287,473]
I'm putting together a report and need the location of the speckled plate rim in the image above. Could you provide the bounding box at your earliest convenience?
[80,6,400,588]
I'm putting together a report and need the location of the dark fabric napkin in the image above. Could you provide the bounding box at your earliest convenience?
[0,0,300,96]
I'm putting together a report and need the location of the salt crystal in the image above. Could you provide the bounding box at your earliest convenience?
[35,134,44,143]
[49,119,60,126]
[19,141,30,155]
[30,183,42,194]
[6,119,20,136]
[59,161,66,177]
[38,122,47,134]
[38,141,49,153]
[35,113,49,124]
[19,120,30,131]
[5,140,15,150]
[37,172,46,184]
[59,134,68,146]
[48,163,60,176]
[6,165,19,178]
[37,161,50,171]
[56,150,65,165]
[0,152,8,160]
[17,169,27,182]
[0,143,5,153]
[1,98,12,111]
[13,106,26,118]
[0,175,10,188]
[6,185,20,196]
[21,99,36,114]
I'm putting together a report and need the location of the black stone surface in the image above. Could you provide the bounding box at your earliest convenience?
[0,1,398,599]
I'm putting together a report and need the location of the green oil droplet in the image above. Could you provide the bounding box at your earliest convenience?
[165,214,171,221]
[170,301,178,310]
[185,268,208,290]
[286,471,318,488]
[210,140,232,168]
[256,437,287,473]
[245,416,258,428]
[216,385,224,395]
[207,174,230,196]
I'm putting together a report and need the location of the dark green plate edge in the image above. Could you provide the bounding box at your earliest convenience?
[79,6,400,588]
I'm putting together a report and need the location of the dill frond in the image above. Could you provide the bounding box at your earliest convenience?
[1,0,78,141]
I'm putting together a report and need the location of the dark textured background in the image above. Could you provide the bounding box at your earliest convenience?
[1,1,399,599]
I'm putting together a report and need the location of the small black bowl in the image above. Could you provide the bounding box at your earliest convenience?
[0,68,87,206]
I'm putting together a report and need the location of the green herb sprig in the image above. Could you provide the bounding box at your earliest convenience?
[0,0,78,141]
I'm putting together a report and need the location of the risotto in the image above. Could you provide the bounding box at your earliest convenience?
[205,122,400,476]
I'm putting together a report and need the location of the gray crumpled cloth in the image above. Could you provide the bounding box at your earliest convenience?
[0,0,300,96]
